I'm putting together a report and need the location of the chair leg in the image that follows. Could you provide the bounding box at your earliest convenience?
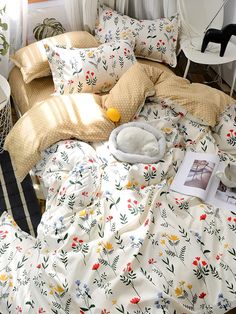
[230,61,236,98]
[183,59,191,78]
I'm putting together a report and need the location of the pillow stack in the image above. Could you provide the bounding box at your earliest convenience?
[95,5,179,67]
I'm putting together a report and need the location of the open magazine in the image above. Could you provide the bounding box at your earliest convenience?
[170,151,236,212]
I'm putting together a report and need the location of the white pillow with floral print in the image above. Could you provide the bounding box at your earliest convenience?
[95,5,179,67]
[44,40,137,94]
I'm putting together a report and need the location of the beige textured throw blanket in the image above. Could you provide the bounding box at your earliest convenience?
[4,63,234,181]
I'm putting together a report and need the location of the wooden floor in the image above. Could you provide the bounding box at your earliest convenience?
[174,51,236,99]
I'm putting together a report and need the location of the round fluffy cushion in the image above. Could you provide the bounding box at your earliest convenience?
[109,122,166,163]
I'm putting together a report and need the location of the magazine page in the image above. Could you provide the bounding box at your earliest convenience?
[206,162,236,212]
[170,151,219,200]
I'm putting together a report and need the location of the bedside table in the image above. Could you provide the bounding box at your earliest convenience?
[0,74,12,153]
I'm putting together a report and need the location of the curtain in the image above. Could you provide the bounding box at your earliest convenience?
[64,0,178,34]
[0,0,27,78]
[64,0,128,33]
[128,0,177,20]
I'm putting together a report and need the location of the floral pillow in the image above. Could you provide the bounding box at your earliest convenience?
[44,40,136,94]
[95,5,179,67]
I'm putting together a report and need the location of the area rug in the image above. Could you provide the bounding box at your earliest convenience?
[0,151,41,236]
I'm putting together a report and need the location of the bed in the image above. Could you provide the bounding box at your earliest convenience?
[1,19,236,313]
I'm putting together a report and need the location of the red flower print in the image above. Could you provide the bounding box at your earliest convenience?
[199,292,206,299]
[126,262,132,272]
[92,263,100,270]
[86,71,90,74]
[130,297,140,304]
[216,254,220,260]
[86,75,89,80]
[71,242,76,248]
[234,218,236,222]
[202,261,207,266]
[101,310,110,314]
[230,129,234,132]
[148,258,156,264]
[106,216,113,222]
[152,166,156,171]
[227,217,232,221]
[73,236,78,241]
[36,264,41,269]
[38,308,45,314]
[79,239,84,243]
[227,133,231,137]
[144,219,149,226]
[133,200,138,205]
[195,257,200,261]
[91,72,94,76]
[200,214,207,220]
[144,166,149,170]
[128,199,131,203]
[128,204,132,209]
[192,260,198,266]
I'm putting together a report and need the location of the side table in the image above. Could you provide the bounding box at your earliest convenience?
[0,74,12,153]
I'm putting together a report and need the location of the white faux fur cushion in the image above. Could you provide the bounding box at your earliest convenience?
[109,122,166,163]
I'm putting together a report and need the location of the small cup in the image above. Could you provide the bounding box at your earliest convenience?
[215,163,236,188]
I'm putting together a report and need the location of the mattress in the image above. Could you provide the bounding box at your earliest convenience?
[9,59,173,115]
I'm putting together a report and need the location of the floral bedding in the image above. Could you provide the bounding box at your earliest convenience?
[0,99,236,314]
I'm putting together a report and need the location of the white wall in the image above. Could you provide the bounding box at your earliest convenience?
[221,0,236,91]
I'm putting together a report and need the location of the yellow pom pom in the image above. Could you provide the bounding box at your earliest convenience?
[106,108,121,122]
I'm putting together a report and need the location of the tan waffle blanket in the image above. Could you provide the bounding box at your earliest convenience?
[4,62,234,181]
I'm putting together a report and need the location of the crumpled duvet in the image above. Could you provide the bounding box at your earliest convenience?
[0,99,236,314]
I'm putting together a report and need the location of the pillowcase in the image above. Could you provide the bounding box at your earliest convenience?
[44,40,137,94]
[11,31,99,83]
[95,5,179,67]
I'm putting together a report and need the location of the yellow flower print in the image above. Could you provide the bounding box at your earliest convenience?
[96,247,101,253]
[165,25,173,32]
[104,242,113,251]
[179,280,185,286]
[168,235,180,242]
[112,299,117,305]
[49,284,64,295]
[79,209,87,218]
[187,284,193,290]
[167,177,173,185]
[160,239,166,245]
[87,51,94,58]
[0,274,8,281]
[224,243,229,249]
[89,209,95,215]
[175,287,183,297]
[159,251,163,256]
[126,181,133,188]
[162,127,173,134]
[9,281,13,287]
[54,285,64,294]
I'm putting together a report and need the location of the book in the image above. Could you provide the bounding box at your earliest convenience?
[170,151,236,212]
[0,84,7,105]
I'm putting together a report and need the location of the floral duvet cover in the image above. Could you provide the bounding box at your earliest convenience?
[0,99,236,314]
